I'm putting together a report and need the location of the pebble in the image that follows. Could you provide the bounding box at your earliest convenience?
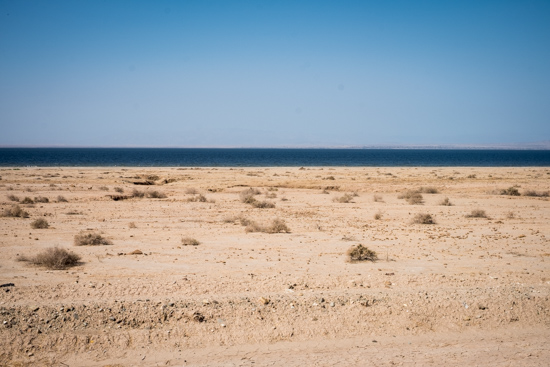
[330,302,335,307]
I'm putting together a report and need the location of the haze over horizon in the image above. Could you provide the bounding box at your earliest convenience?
[1,1,549,147]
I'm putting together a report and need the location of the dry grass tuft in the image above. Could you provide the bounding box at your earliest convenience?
[411,213,436,224]
[185,187,199,195]
[373,194,384,202]
[34,196,49,203]
[181,237,200,246]
[3,205,29,218]
[187,194,207,202]
[31,218,49,229]
[333,193,354,203]
[439,197,453,206]
[523,190,549,197]
[114,187,124,193]
[21,197,34,204]
[347,244,378,262]
[374,211,383,220]
[245,218,290,233]
[398,190,424,205]
[500,187,520,196]
[17,247,81,270]
[74,231,113,246]
[6,194,20,202]
[466,209,489,218]
[131,189,145,198]
[56,195,68,202]
[418,186,439,194]
[147,190,167,199]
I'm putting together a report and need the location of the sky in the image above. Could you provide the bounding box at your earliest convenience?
[1,0,549,147]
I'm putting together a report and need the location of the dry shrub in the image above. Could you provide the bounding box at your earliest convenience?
[114,187,124,193]
[74,231,113,246]
[466,209,489,218]
[411,213,436,224]
[398,190,424,205]
[98,186,109,191]
[333,193,354,203]
[418,186,439,194]
[187,194,207,202]
[252,200,275,208]
[146,174,160,181]
[31,218,49,229]
[439,197,453,206]
[128,222,137,228]
[7,194,20,202]
[246,218,290,233]
[21,197,34,204]
[185,187,199,195]
[523,190,549,197]
[34,196,49,203]
[373,194,383,202]
[500,187,520,196]
[56,195,68,202]
[181,237,200,246]
[374,211,383,220]
[3,205,29,218]
[506,211,516,219]
[147,190,167,199]
[347,244,377,262]
[18,247,80,270]
[131,189,145,198]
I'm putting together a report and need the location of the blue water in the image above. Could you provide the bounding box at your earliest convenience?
[0,148,549,167]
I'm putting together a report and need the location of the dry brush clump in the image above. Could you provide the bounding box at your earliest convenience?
[523,190,549,197]
[56,195,68,202]
[439,197,453,206]
[114,187,124,193]
[347,244,378,262]
[34,196,49,203]
[245,218,290,234]
[411,213,436,224]
[466,209,489,218]
[332,193,354,203]
[21,197,34,204]
[6,194,20,202]
[181,237,200,246]
[417,186,439,194]
[2,205,29,218]
[500,187,520,196]
[31,218,49,229]
[373,194,384,202]
[17,247,81,270]
[74,231,113,246]
[187,194,208,202]
[398,190,424,205]
[240,188,275,208]
[147,190,167,199]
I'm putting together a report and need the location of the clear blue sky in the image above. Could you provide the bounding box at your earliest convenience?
[1,0,549,147]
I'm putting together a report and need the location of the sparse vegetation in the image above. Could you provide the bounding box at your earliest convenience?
[98,186,109,191]
[17,247,81,270]
[373,194,384,202]
[34,196,49,203]
[347,244,378,262]
[57,195,68,202]
[523,190,549,197]
[333,193,354,203]
[466,209,489,218]
[439,197,453,206]
[131,189,145,198]
[252,200,276,208]
[181,237,200,246]
[418,186,439,194]
[114,187,124,193]
[21,197,34,204]
[500,187,520,196]
[374,211,383,220]
[7,194,20,202]
[2,205,29,218]
[128,222,137,228]
[185,187,199,195]
[240,188,274,208]
[245,218,290,233]
[411,213,436,224]
[74,231,113,246]
[506,211,516,219]
[31,218,49,229]
[187,194,207,202]
[147,190,167,199]
[398,190,424,205]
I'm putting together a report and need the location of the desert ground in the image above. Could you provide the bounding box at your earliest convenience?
[0,166,549,366]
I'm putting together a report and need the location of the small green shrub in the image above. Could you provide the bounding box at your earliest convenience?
[74,232,113,246]
[31,218,49,229]
[347,244,377,262]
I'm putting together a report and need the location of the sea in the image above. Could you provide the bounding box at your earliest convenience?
[0,148,549,167]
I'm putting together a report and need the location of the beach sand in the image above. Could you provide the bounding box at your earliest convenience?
[0,166,549,366]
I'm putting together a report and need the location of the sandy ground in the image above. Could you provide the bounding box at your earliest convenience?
[0,166,549,366]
